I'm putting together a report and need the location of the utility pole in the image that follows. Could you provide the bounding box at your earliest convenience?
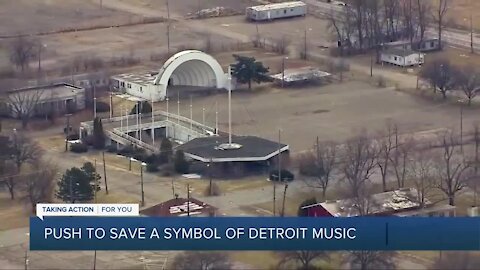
[209,158,213,196]
[187,183,190,217]
[140,163,145,206]
[120,105,124,132]
[125,108,129,134]
[103,151,108,195]
[177,91,180,124]
[228,66,232,145]
[171,175,176,198]
[474,124,479,207]
[109,93,113,119]
[166,0,171,54]
[460,102,464,154]
[93,85,97,119]
[190,95,193,130]
[274,129,282,216]
[139,112,143,142]
[303,29,307,60]
[281,183,288,217]
[215,101,218,135]
[370,54,373,77]
[470,0,474,54]
[136,102,139,139]
[151,95,155,145]
[281,57,288,88]
[65,114,71,152]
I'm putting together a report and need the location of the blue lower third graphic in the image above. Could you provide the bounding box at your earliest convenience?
[30,217,480,250]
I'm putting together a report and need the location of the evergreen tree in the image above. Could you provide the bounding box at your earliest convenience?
[81,162,101,192]
[130,101,152,115]
[174,150,189,174]
[56,167,94,203]
[231,54,272,90]
[159,138,173,163]
[92,117,105,149]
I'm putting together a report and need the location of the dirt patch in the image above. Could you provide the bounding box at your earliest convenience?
[0,196,30,231]
[0,0,144,36]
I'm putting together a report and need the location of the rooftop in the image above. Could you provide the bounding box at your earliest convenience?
[270,67,331,82]
[382,47,419,57]
[140,197,216,217]
[111,71,158,86]
[248,1,306,12]
[303,188,434,217]
[6,83,84,100]
[176,135,289,162]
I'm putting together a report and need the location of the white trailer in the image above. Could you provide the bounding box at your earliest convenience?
[246,1,307,21]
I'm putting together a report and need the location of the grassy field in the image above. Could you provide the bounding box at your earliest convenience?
[0,196,30,231]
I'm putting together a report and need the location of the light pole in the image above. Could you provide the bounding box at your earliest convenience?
[93,97,97,119]
[140,162,146,206]
[65,114,72,152]
[38,43,46,73]
[281,57,288,88]
[459,99,466,154]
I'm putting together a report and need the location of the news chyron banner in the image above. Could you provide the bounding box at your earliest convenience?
[31,203,480,251]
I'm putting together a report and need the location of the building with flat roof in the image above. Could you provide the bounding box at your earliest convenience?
[380,48,425,67]
[1,83,85,118]
[302,188,456,217]
[140,197,216,217]
[177,135,289,178]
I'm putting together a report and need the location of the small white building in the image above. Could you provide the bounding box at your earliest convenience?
[246,1,307,21]
[380,48,425,67]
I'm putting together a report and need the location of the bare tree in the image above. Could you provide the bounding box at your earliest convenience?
[455,66,480,106]
[416,0,431,43]
[473,123,480,206]
[342,133,378,199]
[171,252,232,270]
[376,121,397,191]
[434,130,473,206]
[9,36,38,72]
[419,58,458,98]
[8,89,44,128]
[390,137,416,189]
[23,160,56,211]
[272,35,290,55]
[300,139,337,200]
[10,132,43,172]
[346,251,396,270]
[384,0,401,41]
[277,250,329,270]
[0,160,17,200]
[407,151,437,207]
[433,0,450,50]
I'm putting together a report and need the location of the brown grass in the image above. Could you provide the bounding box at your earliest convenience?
[0,196,30,231]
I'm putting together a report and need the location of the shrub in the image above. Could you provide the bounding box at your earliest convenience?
[118,145,135,156]
[146,163,159,172]
[377,75,386,88]
[204,182,221,197]
[132,152,148,163]
[70,143,88,153]
[174,150,189,174]
[145,154,158,164]
[106,144,118,153]
[95,101,110,113]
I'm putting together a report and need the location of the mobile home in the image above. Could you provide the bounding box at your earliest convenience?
[380,48,425,67]
[246,1,307,22]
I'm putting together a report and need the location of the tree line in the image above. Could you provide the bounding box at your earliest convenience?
[419,58,480,104]
[328,0,451,57]
[298,121,479,208]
